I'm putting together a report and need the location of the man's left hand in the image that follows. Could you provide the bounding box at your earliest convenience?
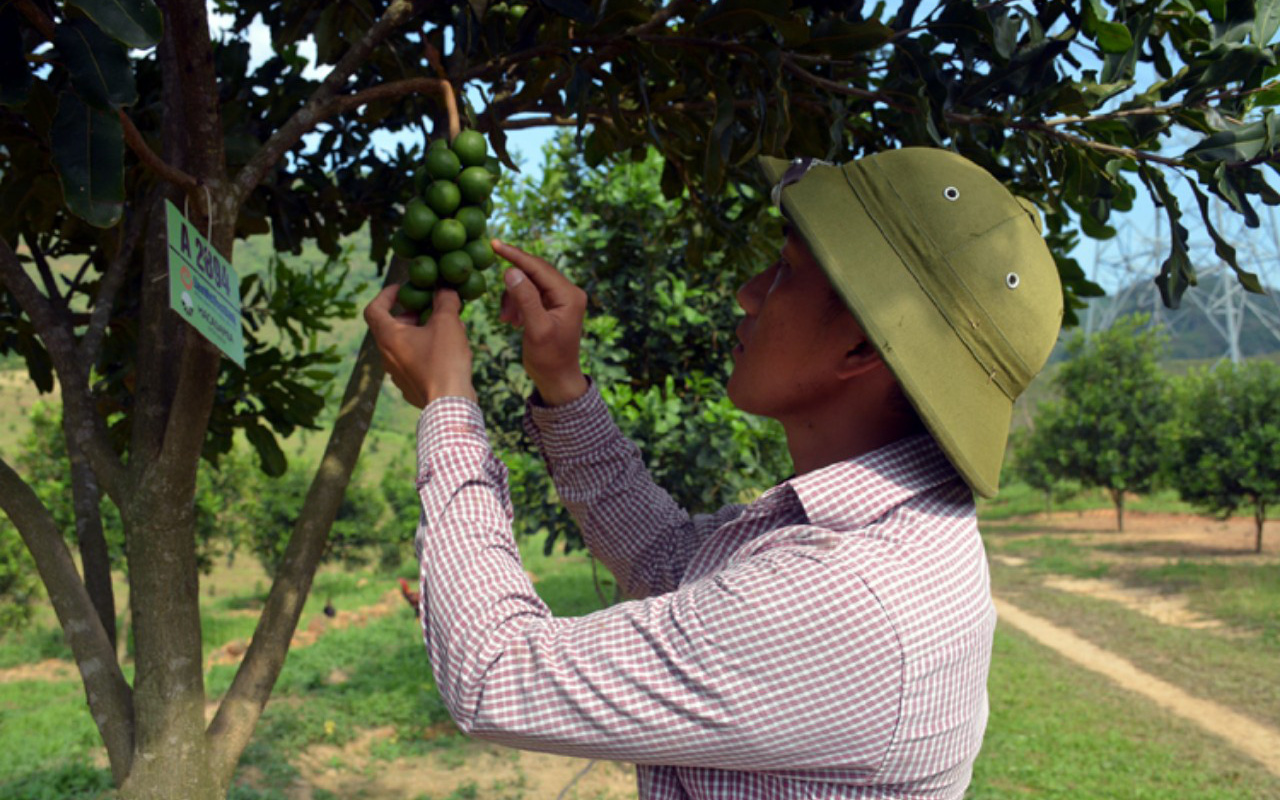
[364,285,477,408]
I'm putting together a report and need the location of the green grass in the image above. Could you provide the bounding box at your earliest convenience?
[986,537,1280,727]
[974,625,1280,799]
[0,681,106,780]
[979,481,1202,521]
[998,535,1112,578]
[1129,560,1280,645]
[4,528,1279,798]
[0,624,72,669]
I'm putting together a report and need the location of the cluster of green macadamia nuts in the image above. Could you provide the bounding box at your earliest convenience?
[391,130,501,321]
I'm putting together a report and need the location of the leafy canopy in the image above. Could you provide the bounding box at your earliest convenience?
[1016,314,1173,528]
[1163,359,1280,551]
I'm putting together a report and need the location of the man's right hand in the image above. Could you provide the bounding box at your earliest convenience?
[494,240,590,406]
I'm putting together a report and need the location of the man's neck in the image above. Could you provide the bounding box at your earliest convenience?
[783,408,925,477]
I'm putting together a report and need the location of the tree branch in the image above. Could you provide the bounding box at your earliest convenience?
[80,193,150,369]
[1014,120,1188,168]
[230,0,420,208]
[0,455,134,783]
[22,233,63,305]
[206,265,401,783]
[13,0,55,40]
[0,237,127,503]
[120,109,199,192]
[319,77,453,130]
[781,57,907,109]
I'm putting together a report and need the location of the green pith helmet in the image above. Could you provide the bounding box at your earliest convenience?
[759,149,1064,498]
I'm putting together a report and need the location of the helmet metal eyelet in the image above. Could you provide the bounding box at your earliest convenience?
[1005,272,1021,290]
[943,186,960,201]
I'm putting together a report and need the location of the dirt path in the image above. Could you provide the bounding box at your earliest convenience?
[989,508,1280,779]
[993,596,1280,778]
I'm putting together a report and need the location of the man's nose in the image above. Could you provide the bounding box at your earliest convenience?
[736,265,772,314]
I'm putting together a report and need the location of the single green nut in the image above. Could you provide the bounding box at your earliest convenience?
[390,229,418,259]
[424,180,461,216]
[457,270,488,301]
[397,283,432,313]
[408,255,439,289]
[428,138,450,152]
[439,250,474,285]
[452,130,488,167]
[457,166,494,204]
[431,218,468,254]
[463,238,495,270]
[402,199,439,241]
[424,147,462,180]
[455,206,488,240]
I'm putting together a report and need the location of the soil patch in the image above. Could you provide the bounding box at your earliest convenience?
[287,725,638,800]
[1038,575,1227,631]
[984,508,1278,559]
[0,658,78,684]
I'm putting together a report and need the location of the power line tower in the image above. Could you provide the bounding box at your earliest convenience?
[1085,204,1280,364]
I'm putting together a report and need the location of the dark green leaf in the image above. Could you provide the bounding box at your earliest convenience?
[989,8,1017,61]
[15,332,55,393]
[1140,165,1196,308]
[802,19,891,55]
[538,0,594,24]
[67,0,163,49]
[0,7,32,107]
[1092,18,1134,54]
[1191,43,1275,95]
[1100,12,1152,83]
[1189,180,1265,294]
[246,423,288,477]
[50,92,125,228]
[1185,112,1280,163]
[54,18,138,110]
[583,126,614,167]
[696,0,808,46]
[1214,163,1262,227]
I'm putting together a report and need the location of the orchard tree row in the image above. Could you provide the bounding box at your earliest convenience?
[1013,313,1280,552]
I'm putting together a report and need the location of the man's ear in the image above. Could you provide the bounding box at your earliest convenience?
[834,339,885,380]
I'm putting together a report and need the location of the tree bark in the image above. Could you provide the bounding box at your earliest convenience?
[67,449,117,649]
[117,473,215,800]
[206,309,395,789]
[0,457,135,783]
[1254,499,1265,555]
[1110,488,1125,532]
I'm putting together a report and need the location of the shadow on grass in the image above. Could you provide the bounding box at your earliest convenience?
[1095,540,1266,559]
[0,762,113,800]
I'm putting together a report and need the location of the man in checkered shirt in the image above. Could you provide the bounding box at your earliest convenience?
[365,148,1064,799]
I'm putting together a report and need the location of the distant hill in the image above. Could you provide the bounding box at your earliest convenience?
[1056,271,1280,362]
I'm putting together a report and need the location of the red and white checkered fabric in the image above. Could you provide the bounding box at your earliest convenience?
[414,386,994,799]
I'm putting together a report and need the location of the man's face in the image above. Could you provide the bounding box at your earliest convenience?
[727,228,866,420]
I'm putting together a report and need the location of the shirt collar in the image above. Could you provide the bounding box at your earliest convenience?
[785,433,965,531]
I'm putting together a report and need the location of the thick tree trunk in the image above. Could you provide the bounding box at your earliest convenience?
[1110,488,1125,532]
[1255,499,1265,555]
[116,465,217,800]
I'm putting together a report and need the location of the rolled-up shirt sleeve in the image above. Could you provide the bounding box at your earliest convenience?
[414,396,903,773]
